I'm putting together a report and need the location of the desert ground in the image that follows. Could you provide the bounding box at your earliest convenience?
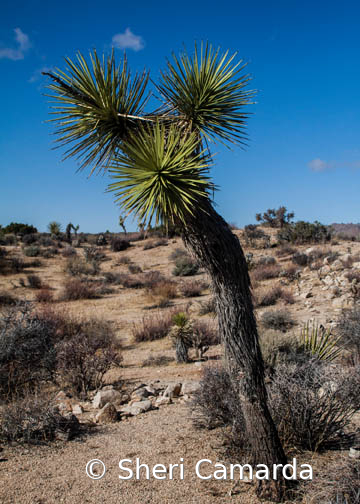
[0,227,359,504]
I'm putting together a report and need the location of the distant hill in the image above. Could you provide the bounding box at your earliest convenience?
[330,223,360,239]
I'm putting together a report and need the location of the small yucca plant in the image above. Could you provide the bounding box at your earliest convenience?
[301,320,341,362]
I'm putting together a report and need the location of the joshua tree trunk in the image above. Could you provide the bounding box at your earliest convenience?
[175,337,190,363]
[182,200,288,502]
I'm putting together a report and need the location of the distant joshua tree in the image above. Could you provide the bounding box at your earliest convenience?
[256,206,294,228]
[47,221,62,236]
[118,215,127,234]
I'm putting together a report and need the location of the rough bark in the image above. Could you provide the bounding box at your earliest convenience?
[182,200,288,502]
[175,337,190,363]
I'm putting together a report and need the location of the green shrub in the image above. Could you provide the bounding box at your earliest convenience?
[23,245,40,257]
[278,220,331,244]
[111,238,130,252]
[2,222,37,235]
[172,256,199,276]
[261,309,295,332]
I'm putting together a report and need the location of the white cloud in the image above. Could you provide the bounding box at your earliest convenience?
[308,158,331,172]
[308,157,360,172]
[0,27,31,60]
[112,28,145,51]
[29,66,52,83]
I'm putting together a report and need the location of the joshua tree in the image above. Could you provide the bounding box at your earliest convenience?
[43,44,287,501]
[47,221,62,236]
[169,312,193,363]
[119,215,127,234]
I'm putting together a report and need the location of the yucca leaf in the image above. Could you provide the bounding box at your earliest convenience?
[157,41,256,147]
[107,121,215,226]
[43,49,150,174]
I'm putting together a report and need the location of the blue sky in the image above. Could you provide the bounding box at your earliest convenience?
[1,0,360,232]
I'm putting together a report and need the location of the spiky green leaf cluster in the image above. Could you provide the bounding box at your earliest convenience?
[107,122,214,226]
[157,42,256,146]
[44,50,149,173]
[301,321,341,362]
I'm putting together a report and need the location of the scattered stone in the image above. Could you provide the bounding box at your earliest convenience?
[349,447,360,459]
[163,383,182,398]
[93,389,123,409]
[72,404,84,415]
[121,400,153,416]
[95,402,118,424]
[55,413,80,441]
[181,382,200,396]
[331,259,343,271]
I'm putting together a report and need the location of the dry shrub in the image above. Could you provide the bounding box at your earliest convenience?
[0,291,17,306]
[60,278,99,301]
[35,288,54,303]
[256,286,284,307]
[257,255,277,266]
[280,289,295,304]
[279,265,298,281]
[192,320,220,357]
[191,362,360,462]
[180,280,207,298]
[116,255,131,265]
[26,274,43,289]
[291,252,309,266]
[269,361,360,451]
[141,355,174,367]
[169,248,187,261]
[110,237,130,252]
[149,280,177,300]
[336,307,360,364]
[304,456,360,504]
[0,303,59,400]
[132,310,180,342]
[252,265,281,282]
[261,309,295,332]
[61,246,77,257]
[0,394,80,444]
[55,323,122,397]
[64,257,99,276]
[345,270,360,283]
[198,297,216,315]
[275,245,297,257]
[128,263,142,274]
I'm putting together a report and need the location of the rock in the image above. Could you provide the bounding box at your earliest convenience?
[320,265,331,275]
[349,447,360,459]
[181,381,200,395]
[57,400,73,414]
[331,259,343,271]
[55,391,68,402]
[131,388,152,401]
[93,389,123,409]
[55,413,80,441]
[163,383,182,398]
[72,404,84,415]
[121,400,153,416]
[342,253,352,263]
[306,247,315,255]
[95,403,118,424]
[155,396,172,407]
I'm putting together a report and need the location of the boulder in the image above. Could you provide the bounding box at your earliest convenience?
[72,404,84,415]
[95,402,118,424]
[181,382,200,395]
[163,383,182,398]
[55,413,80,441]
[331,259,343,271]
[121,400,153,416]
[93,389,122,409]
